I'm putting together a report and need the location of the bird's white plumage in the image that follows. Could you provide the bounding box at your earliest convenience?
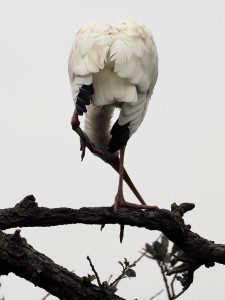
[68,21,158,151]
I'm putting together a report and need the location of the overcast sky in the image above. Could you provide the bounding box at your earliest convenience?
[0,0,225,299]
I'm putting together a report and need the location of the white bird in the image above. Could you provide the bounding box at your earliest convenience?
[68,21,158,212]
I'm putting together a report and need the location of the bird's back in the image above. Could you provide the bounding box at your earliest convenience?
[68,21,158,106]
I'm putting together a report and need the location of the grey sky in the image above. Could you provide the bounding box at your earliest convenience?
[0,0,225,299]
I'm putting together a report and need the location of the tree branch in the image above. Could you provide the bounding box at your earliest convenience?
[0,228,125,300]
[0,195,224,269]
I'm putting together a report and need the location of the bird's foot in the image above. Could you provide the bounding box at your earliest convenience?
[78,131,104,161]
[79,132,90,161]
[72,124,104,161]
[71,110,104,160]
[113,193,158,213]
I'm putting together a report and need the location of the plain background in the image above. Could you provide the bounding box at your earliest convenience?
[0,0,225,299]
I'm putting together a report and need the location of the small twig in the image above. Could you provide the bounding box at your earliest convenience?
[110,268,126,287]
[170,264,200,299]
[87,256,102,287]
[149,289,164,300]
[110,250,147,287]
[172,253,193,264]
[171,286,189,300]
[157,261,172,300]
[107,274,113,284]
[144,254,154,259]
[119,224,125,243]
[167,263,190,276]
[133,250,148,266]
[156,234,163,242]
[41,293,50,300]
[171,274,177,297]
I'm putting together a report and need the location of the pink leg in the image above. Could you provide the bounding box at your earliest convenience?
[113,146,158,213]
[71,110,157,209]
[109,156,147,205]
[71,110,80,129]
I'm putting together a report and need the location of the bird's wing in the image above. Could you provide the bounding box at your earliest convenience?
[108,93,150,152]
[108,22,158,152]
[110,21,158,94]
[68,22,112,103]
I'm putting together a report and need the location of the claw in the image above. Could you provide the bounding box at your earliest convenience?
[80,138,86,161]
[113,193,158,213]
[79,132,104,161]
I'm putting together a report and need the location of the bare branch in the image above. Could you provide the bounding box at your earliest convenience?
[87,256,102,287]
[0,229,125,300]
[149,289,164,300]
[0,196,224,271]
[41,293,50,300]
[157,261,172,299]
[171,274,177,297]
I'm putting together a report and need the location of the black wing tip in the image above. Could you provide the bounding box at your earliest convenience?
[75,84,94,115]
[81,84,94,95]
[76,105,84,116]
[108,141,128,153]
[108,119,130,153]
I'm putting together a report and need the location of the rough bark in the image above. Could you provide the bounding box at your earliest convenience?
[0,229,124,300]
[0,195,224,299]
[0,196,223,267]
